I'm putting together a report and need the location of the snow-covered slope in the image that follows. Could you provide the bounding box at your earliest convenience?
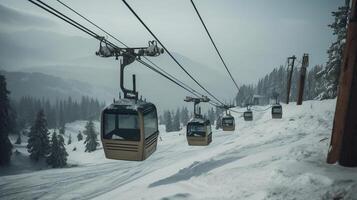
[1,99,357,200]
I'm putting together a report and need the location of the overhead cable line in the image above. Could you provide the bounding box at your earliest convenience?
[28,0,222,106]
[122,0,226,106]
[55,0,205,100]
[190,0,240,93]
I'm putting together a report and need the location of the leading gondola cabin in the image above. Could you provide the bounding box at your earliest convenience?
[186,118,212,146]
[222,115,235,131]
[101,99,159,161]
[243,110,253,121]
[271,104,283,119]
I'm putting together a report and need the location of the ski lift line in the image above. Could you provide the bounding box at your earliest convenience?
[190,0,240,92]
[28,0,212,103]
[55,0,127,47]
[29,0,119,51]
[29,0,98,39]
[32,0,224,108]
[122,0,227,107]
[136,58,208,99]
[251,106,273,112]
[57,0,204,98]
[56,0,216,103]
[143,58,204,97]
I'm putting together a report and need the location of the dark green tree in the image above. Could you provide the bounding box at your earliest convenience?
[0,74,13,165]
[317,0,350,99]
[67,133,72,145]
[27,110,50,161]
[77,131,83,141]
[15,132,22,144]
[172,109,181,131]
[59,124,65,135]
[84,120,99,152]
[164,110,173,132]
[180,107,189,126]
[47,131,68,168]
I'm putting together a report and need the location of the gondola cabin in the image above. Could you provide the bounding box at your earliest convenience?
[101,99,159,161]
[271,104,283,119]
[243,110,253,121]
[222,115,235,131]
[186,118,212,146]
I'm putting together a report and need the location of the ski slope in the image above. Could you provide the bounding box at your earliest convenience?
[1,99,357,200]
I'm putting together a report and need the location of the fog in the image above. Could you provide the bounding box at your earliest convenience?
[0,0,342,112]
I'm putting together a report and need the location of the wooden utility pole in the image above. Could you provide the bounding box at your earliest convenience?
[297,54,309,105]
[327,0,357,166]
[285,55,296,104]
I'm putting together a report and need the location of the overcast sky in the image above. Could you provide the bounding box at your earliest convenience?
[0,0,343,78]
[0,0,344,110]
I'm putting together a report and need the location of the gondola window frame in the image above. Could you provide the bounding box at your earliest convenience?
[143,107,158,139]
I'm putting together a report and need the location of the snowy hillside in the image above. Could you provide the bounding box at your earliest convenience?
[1,99,357,200]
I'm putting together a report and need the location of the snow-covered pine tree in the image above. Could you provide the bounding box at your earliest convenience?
[208,107,215,123]
[27,110,50,161]
[180,107,189,126]
[47,131,68,168]
[316,0,350,99]
[0,74,13,166]
[15,132,21,144]
[67,133,72,145]
[215,115,222,130]
[77,131,83,141]
[84,120,99,152]
[59,124,65,135]
[164,110,173,132]
[172,109,181,131]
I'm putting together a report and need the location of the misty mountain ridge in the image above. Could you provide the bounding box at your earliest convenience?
[0,4,54,28]
[0,70,113,103]
[0,2,238,110]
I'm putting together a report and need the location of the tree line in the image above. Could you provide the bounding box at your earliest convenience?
[235,1,349,106]
[26,109,99,168]
[0,74,102,167]
[159,107,221,132]
[12,96,105,130]
[235,64,324,106]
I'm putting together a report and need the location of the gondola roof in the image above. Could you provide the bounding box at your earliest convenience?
[188,117,210,125]
[104,98,155,113]
[222,114,234,119]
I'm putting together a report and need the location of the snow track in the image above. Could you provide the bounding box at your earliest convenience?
[1,99,357,200]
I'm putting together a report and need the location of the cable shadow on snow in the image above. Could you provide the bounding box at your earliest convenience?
[149,156,241,188]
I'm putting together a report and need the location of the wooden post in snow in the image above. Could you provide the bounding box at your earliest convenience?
[327,0,357,166]
[297,54,309,105]
[286,55,296,104]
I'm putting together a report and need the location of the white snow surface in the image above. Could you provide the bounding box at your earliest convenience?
[1,99,357,200]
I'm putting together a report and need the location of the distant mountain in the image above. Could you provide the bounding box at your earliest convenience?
[0,4,53,27]
[0,70,113,103]
[0,3,235,111]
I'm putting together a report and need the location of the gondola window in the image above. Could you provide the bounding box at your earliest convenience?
[103,114,116,139]
[144,110,158,138]
[187,125,206,137]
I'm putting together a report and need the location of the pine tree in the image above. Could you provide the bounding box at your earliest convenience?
[0,74,13,165]
[15,132,22,144]
[59,124,65,135]
[317,0,350,99]
[84,120,99,152]
[216,115,222,130]
[164,111,173,132]
[67,134,72,145]
[27,110,50,161]
[47,131,68,168]
[77,131,83,141]
[180,107,189,126]
[172,109,181,131]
